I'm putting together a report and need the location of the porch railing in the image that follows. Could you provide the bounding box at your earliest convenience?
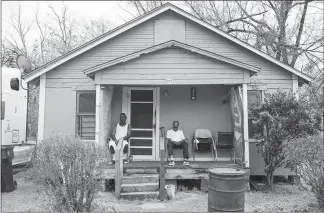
[115,138,124,198]
[159,127,166,201]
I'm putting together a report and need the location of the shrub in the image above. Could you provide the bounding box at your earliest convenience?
[30,134,104,212]
[287,134,324,211]
[250,89,322,187]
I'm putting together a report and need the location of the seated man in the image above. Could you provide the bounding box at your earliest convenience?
[167,121,190,166]
[108,113,132,164]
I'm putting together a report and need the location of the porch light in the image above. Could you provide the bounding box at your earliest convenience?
[223,97,229,104]
[163,89,169,96]
[191,87,196,100]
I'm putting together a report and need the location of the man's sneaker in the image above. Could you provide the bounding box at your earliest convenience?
[123,144,128,154]
[168,161,175,166]
[183,160,190,166]
[110,146,115,154]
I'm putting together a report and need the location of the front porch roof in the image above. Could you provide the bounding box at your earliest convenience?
[83,40,261,76]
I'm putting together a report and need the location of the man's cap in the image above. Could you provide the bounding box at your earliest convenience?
[173,121,179,127]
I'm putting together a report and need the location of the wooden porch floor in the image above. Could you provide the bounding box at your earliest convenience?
[101,160,237,169]
[99,161,240,180]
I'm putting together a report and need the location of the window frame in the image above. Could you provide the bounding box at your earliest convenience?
[76,91,96,140]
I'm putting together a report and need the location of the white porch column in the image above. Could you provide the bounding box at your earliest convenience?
[38,73,46,141]
[100,85,115,148]
[95,84,101,146]
[96,85,115,147]
[242,83,249,168]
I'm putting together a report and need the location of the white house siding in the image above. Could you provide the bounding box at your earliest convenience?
[184,19,293,92]
[43,88,76,137]
[45,20,154,88]
[97,47,250,85]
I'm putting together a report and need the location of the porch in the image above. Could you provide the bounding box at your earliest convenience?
[98,159,249,200]
[87,43,255,165]
[99,160,240,180]
[94,85,248,163]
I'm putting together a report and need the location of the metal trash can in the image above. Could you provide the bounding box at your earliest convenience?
[1,145,16,192]
[208,168,246,212]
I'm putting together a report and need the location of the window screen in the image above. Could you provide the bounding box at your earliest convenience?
[76,92,96,140]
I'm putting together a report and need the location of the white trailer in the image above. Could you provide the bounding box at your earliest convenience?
[1,67,28,145]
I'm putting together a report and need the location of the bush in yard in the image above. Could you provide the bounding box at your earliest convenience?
[287,134,324,211]
[30,134,104,212]
[250,89,322,188]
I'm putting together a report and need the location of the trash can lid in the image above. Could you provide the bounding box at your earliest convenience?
[208,168,245,176]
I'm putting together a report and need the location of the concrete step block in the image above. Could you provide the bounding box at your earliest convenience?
[120,191,159,200]
[121,183,159,193]
[125,168,158,174]
[122,174,159,184]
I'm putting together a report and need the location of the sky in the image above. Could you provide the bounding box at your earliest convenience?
[1,1,185,46]
[2,1,134,27]
[2,1,135,42]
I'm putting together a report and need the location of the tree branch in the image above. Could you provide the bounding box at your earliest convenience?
[290,0,309,67]
[235,1,273,32]
[216,10,268,28]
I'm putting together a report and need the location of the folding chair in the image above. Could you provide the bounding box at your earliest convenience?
[192,129,217,162]
[216,132,234,162]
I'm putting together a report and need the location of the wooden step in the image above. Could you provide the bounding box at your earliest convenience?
[120,191,159,200]
[122,174,159,184]
[121,182,159,193]
[125,168,158,174]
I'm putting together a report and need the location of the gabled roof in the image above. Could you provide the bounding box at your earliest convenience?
[22,3,313,83]
[83,40,261,75]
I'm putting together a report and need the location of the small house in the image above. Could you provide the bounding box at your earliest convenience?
[22,3,312,199]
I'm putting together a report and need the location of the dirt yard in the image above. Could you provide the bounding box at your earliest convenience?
[1,171,321,212]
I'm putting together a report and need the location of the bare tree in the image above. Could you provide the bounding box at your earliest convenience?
[35,5,51,66]
[185,1,323,67]
[2,3,35,67]
[1,41,17,67]
[128,1,166,15]
[47,2,81,55]
[80,17,113,42]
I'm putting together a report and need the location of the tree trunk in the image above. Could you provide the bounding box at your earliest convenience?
[266,171,274,187]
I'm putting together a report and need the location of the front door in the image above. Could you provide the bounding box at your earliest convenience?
[128,88,158,160]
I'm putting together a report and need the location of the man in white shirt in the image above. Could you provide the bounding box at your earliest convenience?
[167,121,189,166]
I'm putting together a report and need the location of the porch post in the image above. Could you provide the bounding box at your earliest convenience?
[242,83,249,168]
[100,85,115,148]
[38,73,46,141]
[95,84,101,146]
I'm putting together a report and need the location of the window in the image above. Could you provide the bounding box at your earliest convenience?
[248,90,262,139]
[76,91,96,140]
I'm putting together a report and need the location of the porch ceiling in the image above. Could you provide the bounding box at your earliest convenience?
[83,40,261,76]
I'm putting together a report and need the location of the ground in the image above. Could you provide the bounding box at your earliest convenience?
[1,171,321,212]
